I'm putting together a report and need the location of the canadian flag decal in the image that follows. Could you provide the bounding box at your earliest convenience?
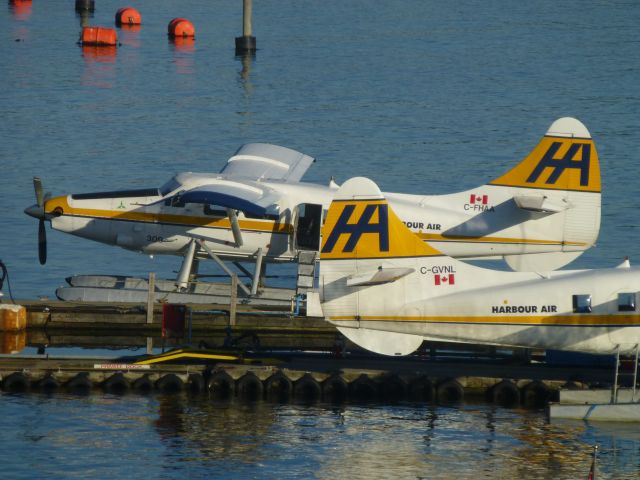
[469,194,488,205]
[434,274,455,285]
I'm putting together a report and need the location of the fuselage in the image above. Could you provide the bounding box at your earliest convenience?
[318,177,640,356]
[40,171,598,264]
[322,256,640,354]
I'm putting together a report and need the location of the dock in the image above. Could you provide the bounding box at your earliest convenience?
[19,299,337,350]
[0,299,625,407]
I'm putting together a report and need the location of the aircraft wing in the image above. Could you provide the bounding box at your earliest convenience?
[219,143,315,182]
[179,182,280,216]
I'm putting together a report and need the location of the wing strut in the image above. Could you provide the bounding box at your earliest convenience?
[226,208,244,247]
[251,248,264,296]
[176,239,197,290]
[196,239,252,296]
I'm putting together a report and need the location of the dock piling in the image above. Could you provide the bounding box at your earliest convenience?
[235,0,256,55]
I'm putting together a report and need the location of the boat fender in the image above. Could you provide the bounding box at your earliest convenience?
[436,378,464,404]
[132,374,153,394]
[522,381,551,408]
[264,372,292,402]
[103,372,130,394]
[408,376,433,402]
[378,374,407,402]
[349,374,378,403]
[322,375,348,403]
[187,373,205,394]
[489,380,520,407]
[156,373,183,394]
[35,374,59,393]
[294,374,321,402]
[2,371,28,392]
[207,370,236,399]
[236,372,263,401]
[66,372,92,394]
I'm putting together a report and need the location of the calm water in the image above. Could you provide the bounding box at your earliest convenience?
[1,393,639,480]
[2,0,640,478]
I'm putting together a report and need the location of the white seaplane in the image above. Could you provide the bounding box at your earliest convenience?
[25,117,600,296]
[315,176,640,357]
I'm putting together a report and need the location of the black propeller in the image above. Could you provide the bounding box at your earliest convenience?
[24,177,48,265]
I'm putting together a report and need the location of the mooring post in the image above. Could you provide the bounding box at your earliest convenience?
[146,272,155,324]
[230,274,238,326]
[235,0,256,55]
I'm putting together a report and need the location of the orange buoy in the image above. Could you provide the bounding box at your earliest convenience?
[115,7,141,26]
[168,18,195,38]
[81,26,118,46]
[9,0,32,20]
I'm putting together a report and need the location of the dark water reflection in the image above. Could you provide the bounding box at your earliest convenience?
[2,392,635,479]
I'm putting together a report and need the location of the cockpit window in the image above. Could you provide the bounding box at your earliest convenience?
[159,177,182,196]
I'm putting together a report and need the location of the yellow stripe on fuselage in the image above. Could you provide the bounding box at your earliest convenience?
[46,196,584,248]
[45,196,292,233]
[417,232,587,247]
[329,314,640,326]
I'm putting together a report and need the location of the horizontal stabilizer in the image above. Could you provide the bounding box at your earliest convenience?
[504,251,582,271]
[346,267,414,287]
[513,194,569,213]
[220,143,315,182]
[337,327,423,356]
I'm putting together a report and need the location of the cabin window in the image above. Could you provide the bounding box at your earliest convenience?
[572,294,592,313]
[204,205,227,217]
[617,293,636,312]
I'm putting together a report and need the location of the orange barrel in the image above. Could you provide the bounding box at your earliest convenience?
[0,304,27,332]
[115,7,141,26]
[1,331,27,354]
[82,26,118,46]
[168,18,195,37]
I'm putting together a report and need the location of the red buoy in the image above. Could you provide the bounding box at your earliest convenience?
[81,26,118,46]
[115,7,141,26]
[167,18,195,38]
[9,0,32,20]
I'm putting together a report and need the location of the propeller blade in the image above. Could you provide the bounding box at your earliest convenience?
[38,219,47,265]
[34,177,44,208]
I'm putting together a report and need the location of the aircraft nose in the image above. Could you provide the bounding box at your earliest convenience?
[24,203,44,220]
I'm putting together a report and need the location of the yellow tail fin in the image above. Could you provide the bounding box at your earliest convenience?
[489,117,600,192]
[320,177,441,260]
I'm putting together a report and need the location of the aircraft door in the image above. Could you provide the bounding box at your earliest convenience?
[294,203,323,251]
